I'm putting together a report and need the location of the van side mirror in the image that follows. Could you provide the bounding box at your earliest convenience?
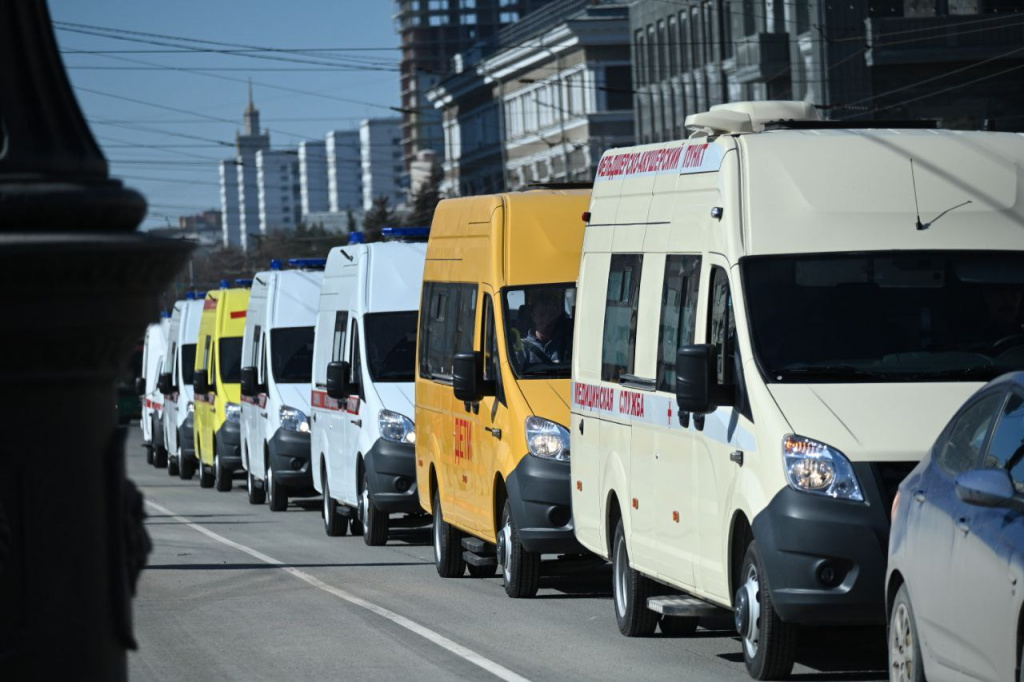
[193,372,209,396]
[134,376,145,396]
[956,468,1024,511]
[240,366,258,397]
[453,352,493,403]
[326,361,350,400]
[157,372,175,396]
[675,345,719,415]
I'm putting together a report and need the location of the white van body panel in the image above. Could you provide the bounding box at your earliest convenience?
[162,299,202,461]
[311,241,426,511]
[141,318,170,445]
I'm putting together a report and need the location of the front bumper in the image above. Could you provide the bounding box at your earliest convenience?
[751,462,897,626]
[177,414,195,461]
[268,428,314,494]
[214,421,242,471]
[364,439,420,514]
[506,454,587,555]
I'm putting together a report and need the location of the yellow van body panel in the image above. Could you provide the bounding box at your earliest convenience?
[415,190,589,545]
[194,287,249,467]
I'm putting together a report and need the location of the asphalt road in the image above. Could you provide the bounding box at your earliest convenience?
[126,425,887,681]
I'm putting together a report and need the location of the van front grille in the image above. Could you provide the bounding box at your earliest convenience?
[871,462,917,517]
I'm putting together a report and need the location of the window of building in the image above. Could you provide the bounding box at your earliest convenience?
[658,19,669,81]
[657,255,702,392]
[604,66,633,111]
[461,13,477,24]
[429,14,449,26]
[668,16,678,76]
[679,12,688,72]
[499,11,519,22]
[703,4,714,64]
[460,0,475,7]
[428,0,445,9]
[722,1,734,58]
[691,7,701,69]
[601,254,643,383]
[647,25,657,83]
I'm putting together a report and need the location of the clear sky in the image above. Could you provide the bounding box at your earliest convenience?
[49,0,401,231]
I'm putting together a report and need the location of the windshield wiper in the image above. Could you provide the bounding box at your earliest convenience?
[517,366,570,377]
[895,366,998,381]
[774,365,888,381]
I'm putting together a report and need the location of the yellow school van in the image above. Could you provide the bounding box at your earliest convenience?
[194,280,251,490]
[416,189,591,598]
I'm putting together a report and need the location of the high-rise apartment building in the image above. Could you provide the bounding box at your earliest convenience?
[325,130,362,214]
[256,150,301,235]
[219,85,271,251]
[298,140,330,218]
[219,160,241,248]
[392,0,557,172]
[359,118,405,212]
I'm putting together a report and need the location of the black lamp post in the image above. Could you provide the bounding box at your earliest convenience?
[0,2,192,680]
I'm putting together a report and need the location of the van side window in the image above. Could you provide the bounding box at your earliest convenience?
[657,255,702,392]
[350,321,365,400]
[455,286,477,356]
[202,335,211,372]
[251,325,262,368]
[259,334,268,388]
[421,283,453,380]
[482,295,498,382]
[331,311,348,362]
[708,267,735,385]
[601,254,643,383]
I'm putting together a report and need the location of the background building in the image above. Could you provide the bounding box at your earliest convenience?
[219,160,241,248]
[326,129,363,214]
[219,86,271,251]
[256,149,301,236]
[360,117,405,211]
[298,140,330,218]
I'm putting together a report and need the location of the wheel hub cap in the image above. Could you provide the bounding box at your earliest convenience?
[613,539,628,617]
[499,521,512,582]
[361,488,369,526]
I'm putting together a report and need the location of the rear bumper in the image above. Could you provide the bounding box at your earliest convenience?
[506,454,587,555]
[364,439,421,514]
[268,428,314,494]
[214,421,242,471]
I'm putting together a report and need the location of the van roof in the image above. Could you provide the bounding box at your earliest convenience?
[251,269,322,328]
[323,241,427,314]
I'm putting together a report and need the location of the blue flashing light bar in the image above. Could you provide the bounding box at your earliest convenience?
[185,290,208,300]
[234,278,253,287]
[219,279,230,289]
[270,258,284,271]
[160,310,171,319]
[186,292,196,300]
[348,231,365,245]
[288,258,327,269]
[381,226,430,241]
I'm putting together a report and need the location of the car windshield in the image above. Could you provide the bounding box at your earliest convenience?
[270,327,314,383]
[180,344,196,384]
[504,284,576,379]
[364,312,417,382]
[218,337,243,384]
[743,251,1024,383]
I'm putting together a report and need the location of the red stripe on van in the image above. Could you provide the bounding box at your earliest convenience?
[230,311,246,319]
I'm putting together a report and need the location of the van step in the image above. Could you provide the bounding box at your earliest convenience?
[461,537,495,556]
[646,595,725,617]
[463,552,498,568]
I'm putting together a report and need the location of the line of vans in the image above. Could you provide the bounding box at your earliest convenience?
[142,102,1024,681]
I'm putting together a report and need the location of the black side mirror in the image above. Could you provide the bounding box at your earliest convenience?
[453,352,494,403]
[157,372,175,396]
[240,366,258,397]
[193,371,209,395]
[134,376,145,396]
[675,345,719,415]
[326,361,350,400]
[956,468,1024,511]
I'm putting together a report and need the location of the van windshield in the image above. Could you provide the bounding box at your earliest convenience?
[364,312,417,383]
[218,337,243,384]
[504,284,576,379]
[271,327,314,383]
[180,344,196,385]
[743,251,1024,383]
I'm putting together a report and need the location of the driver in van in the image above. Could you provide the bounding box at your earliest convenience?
[518,292,571,368]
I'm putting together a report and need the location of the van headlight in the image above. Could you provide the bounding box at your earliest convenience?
[783,435,863,502]
[379,410,415,444]
[225,402,241,423]
[280,405,310,433]
[186,401,194,414]
[526,417,570,461]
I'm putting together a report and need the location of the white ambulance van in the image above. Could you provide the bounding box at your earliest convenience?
[570,101,1024,679]
[139,314,170,467]
[311,229,427,544]
[239,259,323,508]
[158,292,204,479]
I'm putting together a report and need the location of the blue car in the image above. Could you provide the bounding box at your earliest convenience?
[888,371,1024,682]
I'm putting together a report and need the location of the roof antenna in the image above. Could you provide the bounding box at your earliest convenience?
[910,158,925,231]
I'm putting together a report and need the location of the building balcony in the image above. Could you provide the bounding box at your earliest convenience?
[732,32,791,84]
[866,16,1024,66]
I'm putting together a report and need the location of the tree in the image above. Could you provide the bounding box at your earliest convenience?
[363,195,397,242]
[403,171,442,228]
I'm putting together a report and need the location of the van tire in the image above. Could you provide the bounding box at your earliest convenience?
[152,417,167,468]
[267,460,288,512]
[322,471,347,536]
[738,541,797,680]
[153,443,167,469]
[144,444,154,466]
[179,454,195,480]
[361,473,390,546]
[214,453,232,492]
[247,468,265,504]
[433,488,466,578]
[198,462,214,489]
[612,518,658,637]
[167,455,179,477]
[499,500,540,598]
[659,615,699,637]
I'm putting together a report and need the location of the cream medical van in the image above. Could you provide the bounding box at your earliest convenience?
[139,315,170,467]
[240,259,322,509]
[416,190,592,598]
[311,230,427,544]
[570,101,1024,679]
[158,293,204,479]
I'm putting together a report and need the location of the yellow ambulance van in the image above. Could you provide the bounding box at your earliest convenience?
[193,280,251,490]
[570,101,1024,679]
[415,189,591,598]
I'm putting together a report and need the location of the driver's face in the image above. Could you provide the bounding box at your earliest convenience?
[985,287,1023,325]
[531,298,561,335]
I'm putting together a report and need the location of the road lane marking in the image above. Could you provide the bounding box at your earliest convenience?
[146,500,531,682]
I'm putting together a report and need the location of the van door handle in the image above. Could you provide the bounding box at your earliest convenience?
[350,419,362,427]
[913,491,926,503]
[957,517,970,534]
[485,427,501,440]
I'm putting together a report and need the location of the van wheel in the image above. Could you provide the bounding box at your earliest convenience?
[736,541,797,680]
[660,615,699,637]
[267,460,287,511]
[144,444,154,466]
[198,462,214,489]
[889,584,924,682]
[152,417,167,467]
[247,467,265,504]
[432,488,465,578]
[214,453,232,492]
[167,454,179,477]
[361,473,390,546]
[322,471,347,537]
[612,518,658,636]
[499,500,540,598]
[179,454,195,480]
